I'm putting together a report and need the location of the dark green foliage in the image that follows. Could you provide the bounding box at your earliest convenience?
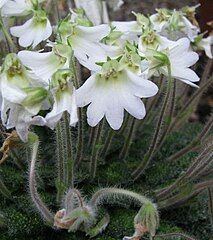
[0,122,211,240]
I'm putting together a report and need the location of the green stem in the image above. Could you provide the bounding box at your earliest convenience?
[89,121,105,179]
[63,112,74,188]
[0,16,17,52]
[119,118,138,159]
[0,178,11,199]
[100,128,115,157]
[55,121,65,203]
[29,140,54,225]
[132,72,173,181]
[169,75,213,131]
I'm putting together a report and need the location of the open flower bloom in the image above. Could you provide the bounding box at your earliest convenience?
[0,54,48,141]
[150,8,171,33]
[10,10,52,48]
[145,38,200,87]
[18,43,71,84]
[192,34,213,59]
[138,29,177,55]
[1,100,46,142]
[45,70,78,129]
[58,18,110,63]
[1,0,43,16]
[151,9,199,41]
[76,59,158,130]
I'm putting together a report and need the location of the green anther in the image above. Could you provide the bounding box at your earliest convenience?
[33,10,47,26]
[51,69,73,90]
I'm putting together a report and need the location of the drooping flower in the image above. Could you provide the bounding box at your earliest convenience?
[1,0,44,16]
[138,29,177,56]
[18,43,71,84]
[151,9,200,41]
[57,17,110,63]
[10,10,52,48]
[45,69,78,129]
[145,38,200,87]
[192,34,213,59]
[76,59,158,130]
[0,54,48,141]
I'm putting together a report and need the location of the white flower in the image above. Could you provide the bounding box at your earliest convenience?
[138,30,177,56]
[1,99,46,142]
[58,19,110,63]
[145,38,200,87]
[45,70,78,129]
[2,0,34,16]
[74,0,103,25]
[10,10,52,48]
[0,0,8,8]
[150,9,171,33]
[76,59,158,130]
[192,35,213,59]
[18,43,71,84]
[0,53,48,142]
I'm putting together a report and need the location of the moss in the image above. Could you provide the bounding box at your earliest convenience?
[0,122,211,240]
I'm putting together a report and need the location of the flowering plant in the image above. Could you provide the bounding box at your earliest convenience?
[0,0,212,239]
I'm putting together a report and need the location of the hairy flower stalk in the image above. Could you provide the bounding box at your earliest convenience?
[29,136,54,225]
[208,188,213,228]
[155,232,198,240]
[132,66,173,181]
[166,115,213,162]
[70,54,84,168]
[156,142,213,200]
[89,120,105,178]
[119,117,138,159]
[0,15,17,52]
[55,122,66,203]
[169,75,213,131]
[0,177,11,198]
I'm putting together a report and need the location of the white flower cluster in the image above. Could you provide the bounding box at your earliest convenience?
[0,1,212,142]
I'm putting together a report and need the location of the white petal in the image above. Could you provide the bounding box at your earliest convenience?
[76,25,110,42]
[112,21,141,34]
[126,70,159,98]
[1,0,32,16]
[76,74,97,107]
[171,51,199,67]
[18,50,63,84]
[172,67,200,85]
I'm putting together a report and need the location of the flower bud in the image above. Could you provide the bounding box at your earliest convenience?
[134,202,159,237]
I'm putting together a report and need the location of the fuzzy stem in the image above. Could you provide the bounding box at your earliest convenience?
[169,75,213,131]
[155,80,176,151]
[69,52,85,168]
[208,187,213,228]
[156,144,213,200]
[89,121,105,179]
[0,178,11,199]
[119,118,138,159]
[166,116,213,162]
[63,112,74,188]
[100,128,115,157]
[29,140,54,225]
[0,16,17,52]
[155,232,197,240]
[90,188,152,208]
[132,73,173,181]
[55,122,65,203]
[158,180,213,209]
